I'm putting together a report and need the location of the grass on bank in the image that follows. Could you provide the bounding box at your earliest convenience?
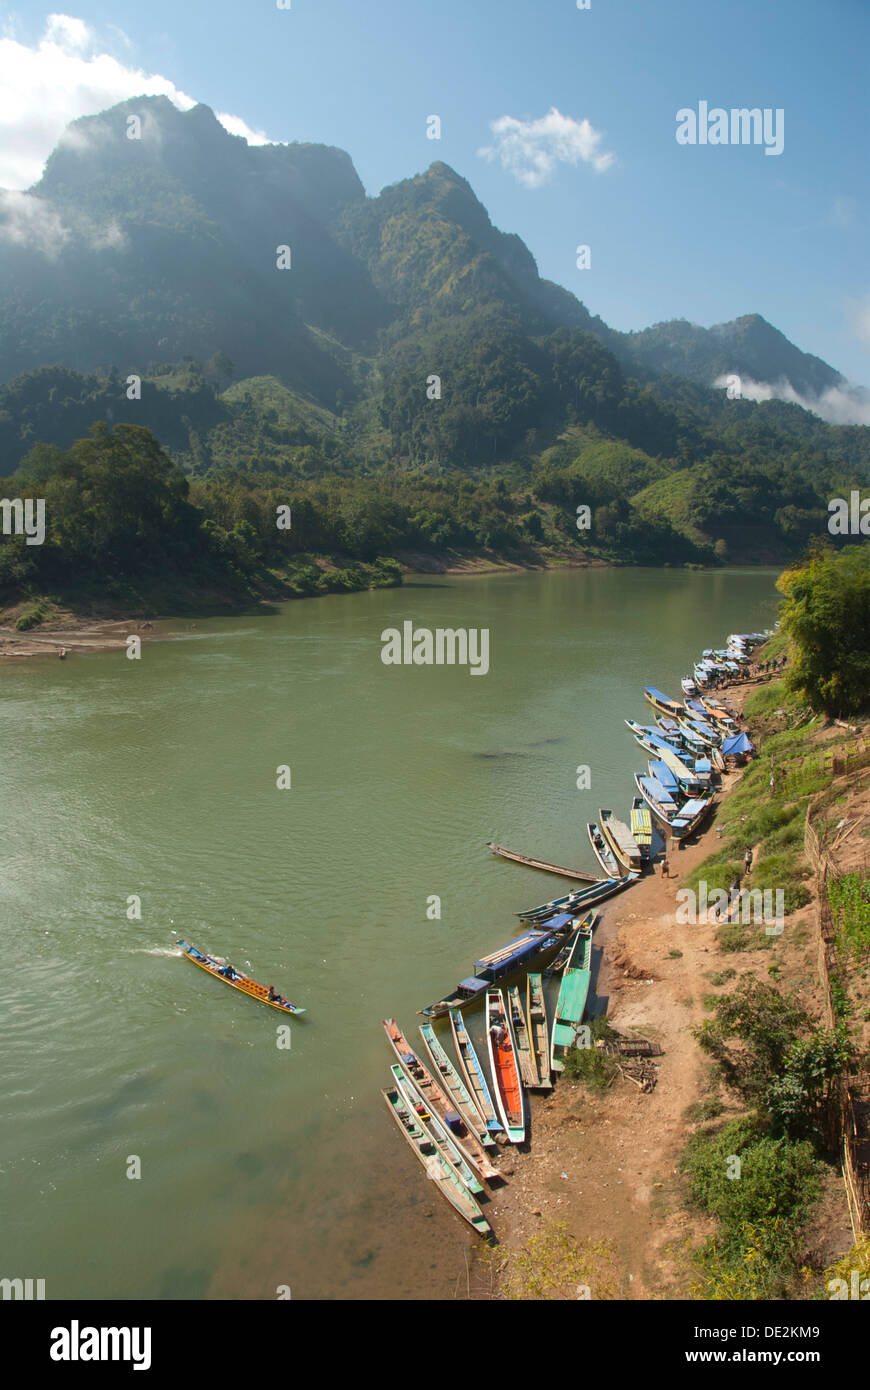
[480,1220,619,1300]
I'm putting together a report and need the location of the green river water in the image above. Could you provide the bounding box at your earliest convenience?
[0,566,780,1299]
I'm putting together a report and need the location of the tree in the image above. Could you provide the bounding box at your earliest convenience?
[776,542,870,715]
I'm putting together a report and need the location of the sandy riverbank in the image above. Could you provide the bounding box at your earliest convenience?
[0,615,163,660]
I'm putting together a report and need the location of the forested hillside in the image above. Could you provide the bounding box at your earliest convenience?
[1,96,869,612]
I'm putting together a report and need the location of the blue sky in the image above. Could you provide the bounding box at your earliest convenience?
[2,1,868,387]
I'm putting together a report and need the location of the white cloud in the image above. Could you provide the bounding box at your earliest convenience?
[0,190,70,257]
[0,14,276,189]
[215,111,270,146]
[478,106,615,188]
[714,373,870,427]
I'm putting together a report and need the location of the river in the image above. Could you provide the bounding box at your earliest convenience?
[0,566,779,1299]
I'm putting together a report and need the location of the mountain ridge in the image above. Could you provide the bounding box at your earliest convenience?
[0,95,853,414]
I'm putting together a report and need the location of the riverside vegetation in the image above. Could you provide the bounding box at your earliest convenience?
[677,543,869,1300]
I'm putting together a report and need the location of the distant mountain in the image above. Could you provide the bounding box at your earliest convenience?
[0,95,850,417]
[624,313,844,399]
[0,96,385,396]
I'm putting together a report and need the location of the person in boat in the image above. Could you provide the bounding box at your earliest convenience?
[268,985,277,1001]
[221,964,236,980]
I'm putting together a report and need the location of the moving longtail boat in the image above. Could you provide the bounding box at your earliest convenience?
[599,808,643,874]
[419,914,576,1018]
[178,940,305,1015]
[419,1022,496,1144]
[550,924,594,1073]
[587,821,620,877]
[382,1019,501,1182]
[486,989,525,1143]
[389,1065,483,1195]
[449,1011,504,1135]
[507,985,538,1089]
[382,1087,492,1238]
[516,874,634,922]
[525,973,552,1089]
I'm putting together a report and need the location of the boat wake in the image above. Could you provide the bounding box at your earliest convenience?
[128,947,184,957]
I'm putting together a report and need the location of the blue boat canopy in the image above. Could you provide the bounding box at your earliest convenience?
[649,759,677,786]
[695,758,712,773]
[645,686,679,705]
[545,912,575,931]
[680,798,709,817]
[458,976,489,995]
[641,776,677,805]
[722,732,755,755]
[474,929,558,975]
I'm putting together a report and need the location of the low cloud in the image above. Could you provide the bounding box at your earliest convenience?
[0,13,275,189]
[714,373,870,427]
[478,107,615,188]
[0,190,71,257]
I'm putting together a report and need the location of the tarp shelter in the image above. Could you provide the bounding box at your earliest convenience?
[722,732,755,756]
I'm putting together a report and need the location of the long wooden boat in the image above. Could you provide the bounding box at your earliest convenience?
[629,725,707,789]
[486,989,525,1143]
[599,808,643,873]
[382,1087,492,1238]
[517,874,634,922]
[543,911,595,977]
[550,925,594,1073]
[698,698,739,734]
[634,774,713,842]
[643,686,684,720]
[525,973,552,1090]
[678,716,720,748]
[544,927,580,978]
[648,757,698,800]
[178,940,305,1015]
[419,1022,494,1142]
[382,1019,501,1181]
[507,985,539,1089]
[630,796,653,858]
[390,1064,483,1195]
[587,821,620,877]
[419,913,576,1018]
[449,1011,504,1135]
[486,842,598,882]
